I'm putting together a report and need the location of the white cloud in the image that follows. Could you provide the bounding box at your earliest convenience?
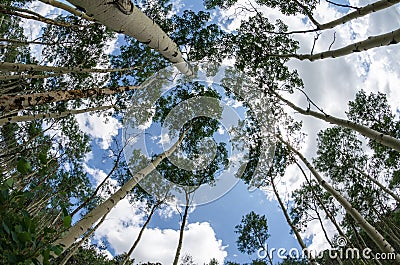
[95,199,227,264]
[76,111,121,150]
[158,133,171,145]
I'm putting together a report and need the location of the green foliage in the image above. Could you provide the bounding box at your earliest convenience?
[170,10,229,62]
[204,0,319,16]
[234,211,270,255]
[61,245,117,265]
[347,90,400,188]
[16,157,31,174]
[278,257,308,264]
[0,180,63,264]
[203,0,238,9]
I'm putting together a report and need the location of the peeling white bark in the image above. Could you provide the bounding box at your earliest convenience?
[0,86,139,113]
[298,28,400,61]
[0,105,114,125]
[0,61,138,73]
[66,0,193,76]
[320,0,400,30]
[272,91,400,152]
[39,0,95,21]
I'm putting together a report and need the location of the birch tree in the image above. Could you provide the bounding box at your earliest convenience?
[64,0,193,75]
[210,1,400,61]
[278,135,400,262]
[269,89,400,152]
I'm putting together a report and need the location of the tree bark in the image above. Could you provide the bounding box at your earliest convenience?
[267,28,400,61]
[318,0,400,31]
[0,86,138,113]
[53,129,188,256]
[39,0,95,21]
[291,0,400,33]
[0,72,63,81]
[0,5,86,28]
[270,174,317,265]
[353,166,400,204]
[65,0,193,76]
[172,192,190,265]
[0,61,139,74]
[295,162,357,250]
[0,105,114,125]
[279,136,400,262]
[59,210,110,265]
[271,90,400,152]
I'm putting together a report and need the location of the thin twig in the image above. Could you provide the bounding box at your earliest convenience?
[328,32,336,51]
[326,0,360,10]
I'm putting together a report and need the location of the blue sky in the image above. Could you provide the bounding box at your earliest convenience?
[22,0,400,264]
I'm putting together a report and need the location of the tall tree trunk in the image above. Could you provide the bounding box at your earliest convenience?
[267,28,400,61]
[271,90,400,152]
[0,5,85,28]
[65,0,193,76]
[292,0,400,33]
[270,174,317,265]
[0,105,114,125]
[39,0,95,21]
[319,0,400,31]
[279,136,400,262]
[59,210,110,265]
[121,202,161,265]
[0,86,138,113]
[53,129,188,256]
[0,37,58,46]
[296,162,357,250]
[172,192,190,265]
[0,61,139,74]
[353,166,400,204]
[0,72,63,81]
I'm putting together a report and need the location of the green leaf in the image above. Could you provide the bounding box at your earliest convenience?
[38,153,48,164]
[16,157,31,174]
[63,215,72,228]
[51,245,63,256]
[18,232,32,242]
[5,177,14,188]
[2,222,10,234]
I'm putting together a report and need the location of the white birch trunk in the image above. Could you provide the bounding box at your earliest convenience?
[0,86,139,112]
[39,0,95,21]
[269,28,400,61]
[172,193,190,265]
[0,61,138,74]
[59,210,110,265]
[54,130,187,255]
[319,0,400,31]
[297,28,400,61]
[353,166,400,204]
[0,105,114,125]
[280,136,400,262]
[272,91,400,152]
[65,0,192,76]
